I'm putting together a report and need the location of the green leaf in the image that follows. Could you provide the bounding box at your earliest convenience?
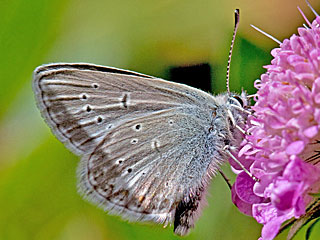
[306,218,320,240]
[287,215,309,240]
[285,199,320,240]
[309,192,320,198]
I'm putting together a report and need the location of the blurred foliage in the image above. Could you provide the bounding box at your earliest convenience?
[1,0,320,240]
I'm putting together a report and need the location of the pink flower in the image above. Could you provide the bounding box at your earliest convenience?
[231,10,320,240]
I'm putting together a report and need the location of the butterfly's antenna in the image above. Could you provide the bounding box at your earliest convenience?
[226,9,240,94]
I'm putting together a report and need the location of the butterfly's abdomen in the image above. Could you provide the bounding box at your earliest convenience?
[173,186,207,236]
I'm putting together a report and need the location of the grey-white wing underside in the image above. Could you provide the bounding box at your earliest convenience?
[33,63,221,227]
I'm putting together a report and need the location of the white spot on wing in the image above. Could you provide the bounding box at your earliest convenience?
[92,83,99,88]
[89,174,98,185]
[80,93,88,101]
[151,139,160,151]
[132,124,142,131]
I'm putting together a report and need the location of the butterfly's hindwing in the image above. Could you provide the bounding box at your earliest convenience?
[77,104,222,224]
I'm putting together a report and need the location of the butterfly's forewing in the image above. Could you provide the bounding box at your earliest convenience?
[33,64,157,155]
[33,63,222,234]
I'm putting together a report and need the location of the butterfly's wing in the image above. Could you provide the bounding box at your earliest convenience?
[33,63,159,156]
[33,63,224,235]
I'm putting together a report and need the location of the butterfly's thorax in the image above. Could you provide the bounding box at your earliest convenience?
[210,93,248,153]
[174,92,248,188]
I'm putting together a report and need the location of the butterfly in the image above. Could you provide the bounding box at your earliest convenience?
[32,9,250,236]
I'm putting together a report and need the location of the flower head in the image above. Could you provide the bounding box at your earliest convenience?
[231,12,320,240]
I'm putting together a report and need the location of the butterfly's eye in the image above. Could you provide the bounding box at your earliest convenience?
[230,95,244,107]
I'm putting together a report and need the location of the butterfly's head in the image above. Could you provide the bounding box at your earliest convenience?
[227,91,249,110]
[224,91,251,142]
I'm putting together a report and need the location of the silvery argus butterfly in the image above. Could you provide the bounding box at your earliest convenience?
[33,9,249,235]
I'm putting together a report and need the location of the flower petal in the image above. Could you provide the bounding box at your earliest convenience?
[235,172,264,204]
[285,141,305,155]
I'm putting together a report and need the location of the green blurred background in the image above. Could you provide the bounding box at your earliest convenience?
[1,0,320,239]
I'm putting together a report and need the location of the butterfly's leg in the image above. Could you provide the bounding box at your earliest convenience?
[230,104,253,116]
[246,94,257,99]
[223,146,259,182]
[227,109,251,135]
[218,169,232,189]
